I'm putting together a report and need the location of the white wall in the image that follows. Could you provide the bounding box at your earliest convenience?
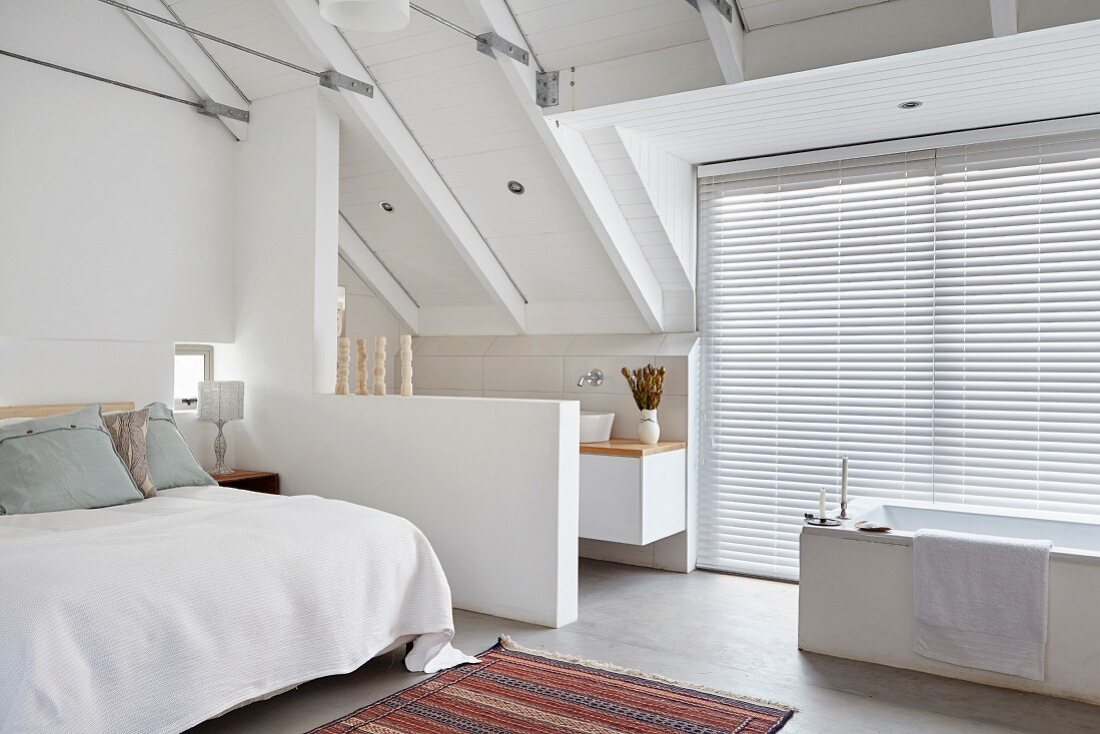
[226,87,579,627]
[408,333,699,572]
[0,337,231,469]
[0,0,236,464]
[0,0,236,344]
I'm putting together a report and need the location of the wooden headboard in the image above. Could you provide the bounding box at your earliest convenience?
[0,403,136,420]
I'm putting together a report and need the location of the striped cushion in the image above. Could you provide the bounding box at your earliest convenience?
[103,408,156,498]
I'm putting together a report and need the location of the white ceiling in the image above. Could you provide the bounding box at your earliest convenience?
[164,0,318,99]
[148,0,1100,335]
[334,98,494,308]
[162,0,656,332]
[736,0,888,30]
[336,0,649,330]
[550,20,1100,164]
[507,0,708,70]
[165,0,498,312]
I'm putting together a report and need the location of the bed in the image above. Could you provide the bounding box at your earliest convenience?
[0,403,474,734]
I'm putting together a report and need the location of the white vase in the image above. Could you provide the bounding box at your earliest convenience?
[638,409,660,445]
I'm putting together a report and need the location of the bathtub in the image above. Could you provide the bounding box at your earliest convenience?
[798,500,1100,704]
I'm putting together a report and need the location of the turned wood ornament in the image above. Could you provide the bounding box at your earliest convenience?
[400,334,413,397]
[335,337,350,395]
[373,336,387,396]
[356,339,369,395]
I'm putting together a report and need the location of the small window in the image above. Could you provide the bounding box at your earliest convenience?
[174,345,213,411]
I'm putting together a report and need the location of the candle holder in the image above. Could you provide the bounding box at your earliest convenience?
[839,499,849,521]
[804,513,842,527]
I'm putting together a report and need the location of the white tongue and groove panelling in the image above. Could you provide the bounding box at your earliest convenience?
[505,0,709,70]
[145,0,700,335]
[164,0,319,99]
[581,125,695,332]
[340,0,651,333]
[550,19,1100,165]
[335,98,493,309]
[738,0,888,30]
[614,127,696,284]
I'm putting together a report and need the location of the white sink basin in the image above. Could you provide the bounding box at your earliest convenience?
[579,411,614,444]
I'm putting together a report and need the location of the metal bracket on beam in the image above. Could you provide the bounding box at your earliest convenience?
[536,70,559,108]
[197,99,249,122]
[319,70,374,97]
[476,32,530,65]
[684,0,734,22]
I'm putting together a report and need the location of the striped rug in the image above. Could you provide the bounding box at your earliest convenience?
[308,637,794,733]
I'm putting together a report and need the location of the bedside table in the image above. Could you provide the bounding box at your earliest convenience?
[211,470,280,495]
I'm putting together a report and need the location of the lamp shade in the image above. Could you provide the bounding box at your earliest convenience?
[319,0,410,32]
[198,381,244,423]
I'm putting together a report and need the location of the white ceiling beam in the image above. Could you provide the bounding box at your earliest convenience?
[338,215,419,334]
[461,0,665,333]
[121,0,250,140]
[273,0,527,334]
[698,0,745,84]
[549,124,665,332]
[990,0,1018,37]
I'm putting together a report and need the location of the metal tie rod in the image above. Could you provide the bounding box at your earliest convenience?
[96,0,373,97]
[1,48,185,108]
[408,2,529,65]
[0,48,248,122]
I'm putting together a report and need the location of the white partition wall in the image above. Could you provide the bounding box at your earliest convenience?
[227,86,578,627]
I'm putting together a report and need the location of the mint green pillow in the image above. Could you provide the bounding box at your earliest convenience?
[142,402,216,490]
[0,405,143,514]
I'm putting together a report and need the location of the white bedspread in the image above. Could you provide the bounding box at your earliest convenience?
[0,486,476,734]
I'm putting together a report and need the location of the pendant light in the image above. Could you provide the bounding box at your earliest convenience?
[319,0,410,32]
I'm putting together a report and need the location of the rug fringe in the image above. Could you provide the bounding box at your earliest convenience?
[497,635,797,713]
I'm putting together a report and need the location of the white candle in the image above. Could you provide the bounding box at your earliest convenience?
[841,455,849,507]
[819,488,826,520]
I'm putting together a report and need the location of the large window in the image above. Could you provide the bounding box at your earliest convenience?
[697,130,1100,580]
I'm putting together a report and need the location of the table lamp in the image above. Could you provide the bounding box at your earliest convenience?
[198,380,244,475]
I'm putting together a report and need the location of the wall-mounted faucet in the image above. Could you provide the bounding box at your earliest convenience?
[577,368,604,387]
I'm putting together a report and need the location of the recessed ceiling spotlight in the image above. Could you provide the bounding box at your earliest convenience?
[898,100,923,110]
[379,201,394,212]
[507,180,525,195]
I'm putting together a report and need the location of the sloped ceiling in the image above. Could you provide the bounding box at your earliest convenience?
[506,0,709,69]
[123,0,1100,337]
[334,97,493,309]
[164,0,317,98]
[163,0,656,335]
[737,0,888,30]
[341,0,650,333]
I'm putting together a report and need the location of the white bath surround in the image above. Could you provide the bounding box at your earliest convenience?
[799,500,1100,704]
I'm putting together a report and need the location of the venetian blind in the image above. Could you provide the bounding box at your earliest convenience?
[697,131,1100,580]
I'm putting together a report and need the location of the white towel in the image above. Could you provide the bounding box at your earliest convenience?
[912,528,1052,681]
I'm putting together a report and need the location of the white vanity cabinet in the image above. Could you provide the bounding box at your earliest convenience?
[578,441,687,545]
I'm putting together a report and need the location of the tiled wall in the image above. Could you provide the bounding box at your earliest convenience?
[410,333,698,442]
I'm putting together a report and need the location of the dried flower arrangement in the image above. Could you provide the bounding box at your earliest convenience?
[621,364,666,411]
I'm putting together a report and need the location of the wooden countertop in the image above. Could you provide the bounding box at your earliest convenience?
[580,439,686,458]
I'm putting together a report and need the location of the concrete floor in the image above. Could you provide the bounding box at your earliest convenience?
[189,560,1100,734]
